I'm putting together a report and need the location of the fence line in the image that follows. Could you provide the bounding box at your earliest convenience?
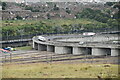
[2,28,119,41]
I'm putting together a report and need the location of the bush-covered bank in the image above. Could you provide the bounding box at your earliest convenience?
[2,19,118,37]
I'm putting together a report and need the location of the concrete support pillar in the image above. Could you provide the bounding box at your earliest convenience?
[111,49,120,56]
[38,44,47,51]
[34,43,38,50]
[55,46,71,54]
[47,45,54,52]
[92,48,110,56]
[66,47,72,54]
[33,41,35,49]
[73,47,86,55]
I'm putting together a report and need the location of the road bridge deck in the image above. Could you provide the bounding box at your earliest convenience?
[33,33,120,56]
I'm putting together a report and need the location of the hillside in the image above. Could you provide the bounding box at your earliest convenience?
[1,2,120,37]
[2,19,118,37]
[0,2,119,20]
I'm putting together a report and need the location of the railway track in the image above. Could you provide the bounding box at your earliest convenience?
[1,51,119,64]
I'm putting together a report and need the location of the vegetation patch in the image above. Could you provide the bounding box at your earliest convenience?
[2,63,119,78]
[2,18,116,37]
[16,46,32,50]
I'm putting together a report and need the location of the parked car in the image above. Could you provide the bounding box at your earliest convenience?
[4,47,11,51]
[83,32,95,36]
[3,47,16,51]
[38,36,46,42]
[79,41,85,45]
[112,41,120,44]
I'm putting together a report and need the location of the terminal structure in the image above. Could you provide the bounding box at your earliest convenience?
[32,33,120,56]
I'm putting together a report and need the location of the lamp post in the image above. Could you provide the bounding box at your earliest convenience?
[107,36,109,41]
[18,29,24,46]
[7,31,8,42]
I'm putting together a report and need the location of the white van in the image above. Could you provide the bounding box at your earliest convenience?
[79,41,85,45]
[38,36,46,42]
[83,32,95,36]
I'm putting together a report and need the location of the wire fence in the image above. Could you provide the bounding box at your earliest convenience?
[1,51,118,64]
[2,30,83,41]
[1,28,119,41]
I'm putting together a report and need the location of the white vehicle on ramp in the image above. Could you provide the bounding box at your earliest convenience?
[38,36,46,42]
[83,32,95,36]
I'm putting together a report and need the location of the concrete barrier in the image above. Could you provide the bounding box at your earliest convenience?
[111,49,120,56]
[47,45,55,52]
[55,46,72,54]
[34,42,38,50]
[92,48,110,56]
[38,44,47,51]
[73,47,89,55]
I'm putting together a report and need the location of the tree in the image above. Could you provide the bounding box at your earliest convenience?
[75,8,110,23]
[16,15,23,20]
[53,26,63,33]
[2,2,7,10]
[66,8,71,14]
[113,2,120,22]
[105,2,117,6]
[47,13,51,19]
[25,6,33,11]
[107,19,118,29]
[53,4,59,11]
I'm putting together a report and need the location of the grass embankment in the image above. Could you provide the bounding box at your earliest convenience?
[2,19,110,37]
[2,63,119,78]
[2,19,104,27]
[15,46,32,50]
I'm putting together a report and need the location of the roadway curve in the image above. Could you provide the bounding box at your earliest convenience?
[32,33,119,49]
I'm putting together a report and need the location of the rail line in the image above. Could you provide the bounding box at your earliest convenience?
[1,51,119,64]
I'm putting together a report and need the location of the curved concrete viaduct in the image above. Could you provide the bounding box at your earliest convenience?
[32,33,120,56]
